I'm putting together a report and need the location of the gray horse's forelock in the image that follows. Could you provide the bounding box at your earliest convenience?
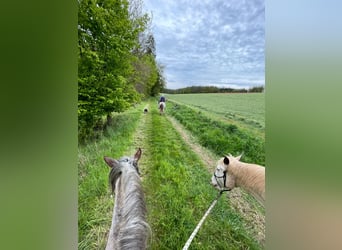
[107,164,150,250]
[109,165,122,193]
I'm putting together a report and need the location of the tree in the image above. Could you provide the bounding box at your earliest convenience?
[143,33,156,57]
[248,86,264,93]
[78,0,149,140]
[151,62,166,96]
[130,29,162,98]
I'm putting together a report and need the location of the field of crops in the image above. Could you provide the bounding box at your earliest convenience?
[166,93,265,137]
[78,95,265,249]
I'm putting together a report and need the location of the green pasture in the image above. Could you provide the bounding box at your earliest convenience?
[165,93,265,136]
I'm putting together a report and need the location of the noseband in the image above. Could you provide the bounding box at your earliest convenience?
[214,170,227,189]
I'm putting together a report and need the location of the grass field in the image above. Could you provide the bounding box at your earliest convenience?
[166,94,265,166]
[78,95,265,249]
[165,93,265,137]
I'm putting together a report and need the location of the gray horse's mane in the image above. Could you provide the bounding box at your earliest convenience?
[109,162,122,193]
[107,158,150,250]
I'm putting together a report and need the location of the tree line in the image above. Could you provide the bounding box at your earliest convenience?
[78,0,165,142]
[163,85,264,94]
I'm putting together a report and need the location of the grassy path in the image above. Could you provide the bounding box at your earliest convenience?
[135,100,261,249]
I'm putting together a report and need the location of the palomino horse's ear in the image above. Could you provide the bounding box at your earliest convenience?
[235,154,243,161]
[134,148,142,162]
[223,156,229,165]
[104,157,120,168]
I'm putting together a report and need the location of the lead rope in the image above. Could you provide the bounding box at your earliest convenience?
[182,190,229,250]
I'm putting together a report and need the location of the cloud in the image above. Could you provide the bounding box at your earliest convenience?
[144,0,265,89]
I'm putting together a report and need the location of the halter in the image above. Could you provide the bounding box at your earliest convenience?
[214,170,227,189]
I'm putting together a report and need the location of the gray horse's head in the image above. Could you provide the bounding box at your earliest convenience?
[103,148,149,250]
[104,148,142,193]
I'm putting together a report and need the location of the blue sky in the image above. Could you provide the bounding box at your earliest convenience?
[143,0,265,89]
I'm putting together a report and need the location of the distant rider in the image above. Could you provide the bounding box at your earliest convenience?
[159,96,166,103]
[158,95,166,114]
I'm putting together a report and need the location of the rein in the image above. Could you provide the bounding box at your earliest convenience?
[182,189,230,250]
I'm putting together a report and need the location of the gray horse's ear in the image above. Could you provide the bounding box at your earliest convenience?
[134,148,142,162]
[223,156,229,165]
[104,157,119,168]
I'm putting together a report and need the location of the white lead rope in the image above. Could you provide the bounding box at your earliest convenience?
[182,191,227,250]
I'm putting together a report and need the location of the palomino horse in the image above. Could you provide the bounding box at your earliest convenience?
[211,154,265,206]
[159,101,166,115]
[104,148,149,249]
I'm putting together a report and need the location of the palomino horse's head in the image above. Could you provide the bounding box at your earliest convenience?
[211,154,242,191]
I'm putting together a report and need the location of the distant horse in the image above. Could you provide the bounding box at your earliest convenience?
[159,101,166,115]
[211,154,265,206]
[104,148,149,249]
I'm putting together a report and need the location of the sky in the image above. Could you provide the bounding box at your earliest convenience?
[143,0,265,89]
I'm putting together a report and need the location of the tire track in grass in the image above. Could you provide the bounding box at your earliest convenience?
[166,114,266,247]
[128,103,151,181]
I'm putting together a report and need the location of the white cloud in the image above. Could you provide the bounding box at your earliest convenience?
[144,0,264,89]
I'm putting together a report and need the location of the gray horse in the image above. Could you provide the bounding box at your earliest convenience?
[104,148,149,249]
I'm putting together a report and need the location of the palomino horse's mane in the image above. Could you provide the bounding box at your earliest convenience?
[105,151,149,250]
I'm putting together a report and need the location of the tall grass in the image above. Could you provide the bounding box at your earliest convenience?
[166,93,265,133]
[143,103,261,249]
[167,102,265,166]
[78,106,143,249]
